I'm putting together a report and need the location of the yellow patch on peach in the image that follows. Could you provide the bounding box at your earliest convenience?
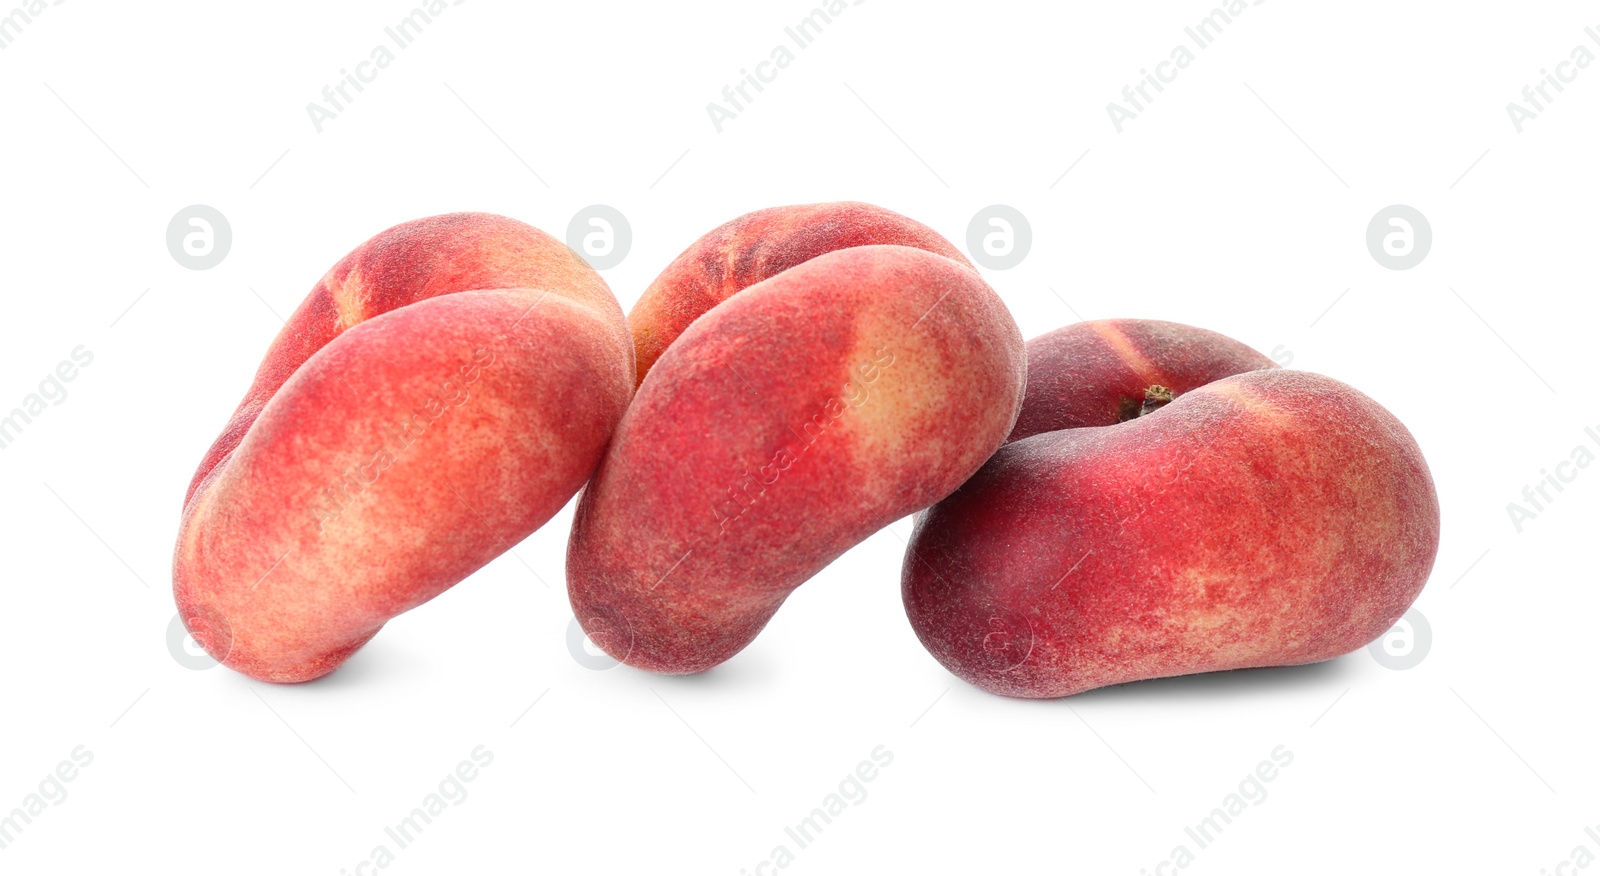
[331,269,369,330]
[1091,320,1168,387]
[1206,379,1290,425]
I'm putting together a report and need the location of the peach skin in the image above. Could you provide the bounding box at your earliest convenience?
[569,241,1025,674]
[903,322,1440,698]
[1007,319,1278,442]
[173,213,633,683]
[627,201,970,386]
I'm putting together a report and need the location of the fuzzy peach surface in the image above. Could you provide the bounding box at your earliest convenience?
[1007,318,1279,440]
[627,201,970,386]
[903,323,1441,698]
[570,242,1024,674]
[174,213,633,682]
[902,319,1440,696]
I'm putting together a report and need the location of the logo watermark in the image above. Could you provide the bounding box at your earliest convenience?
[167,205,232,270]
[965,205,1031,270]
[567,610,630,670]
[976,612,1034,673]
[167,605,234,670]
[566,205,630,270]
[1367,607,1430,670]
[1365,205,1430,270]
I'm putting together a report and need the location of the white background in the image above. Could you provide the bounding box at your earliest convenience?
[1,1,1594,873]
